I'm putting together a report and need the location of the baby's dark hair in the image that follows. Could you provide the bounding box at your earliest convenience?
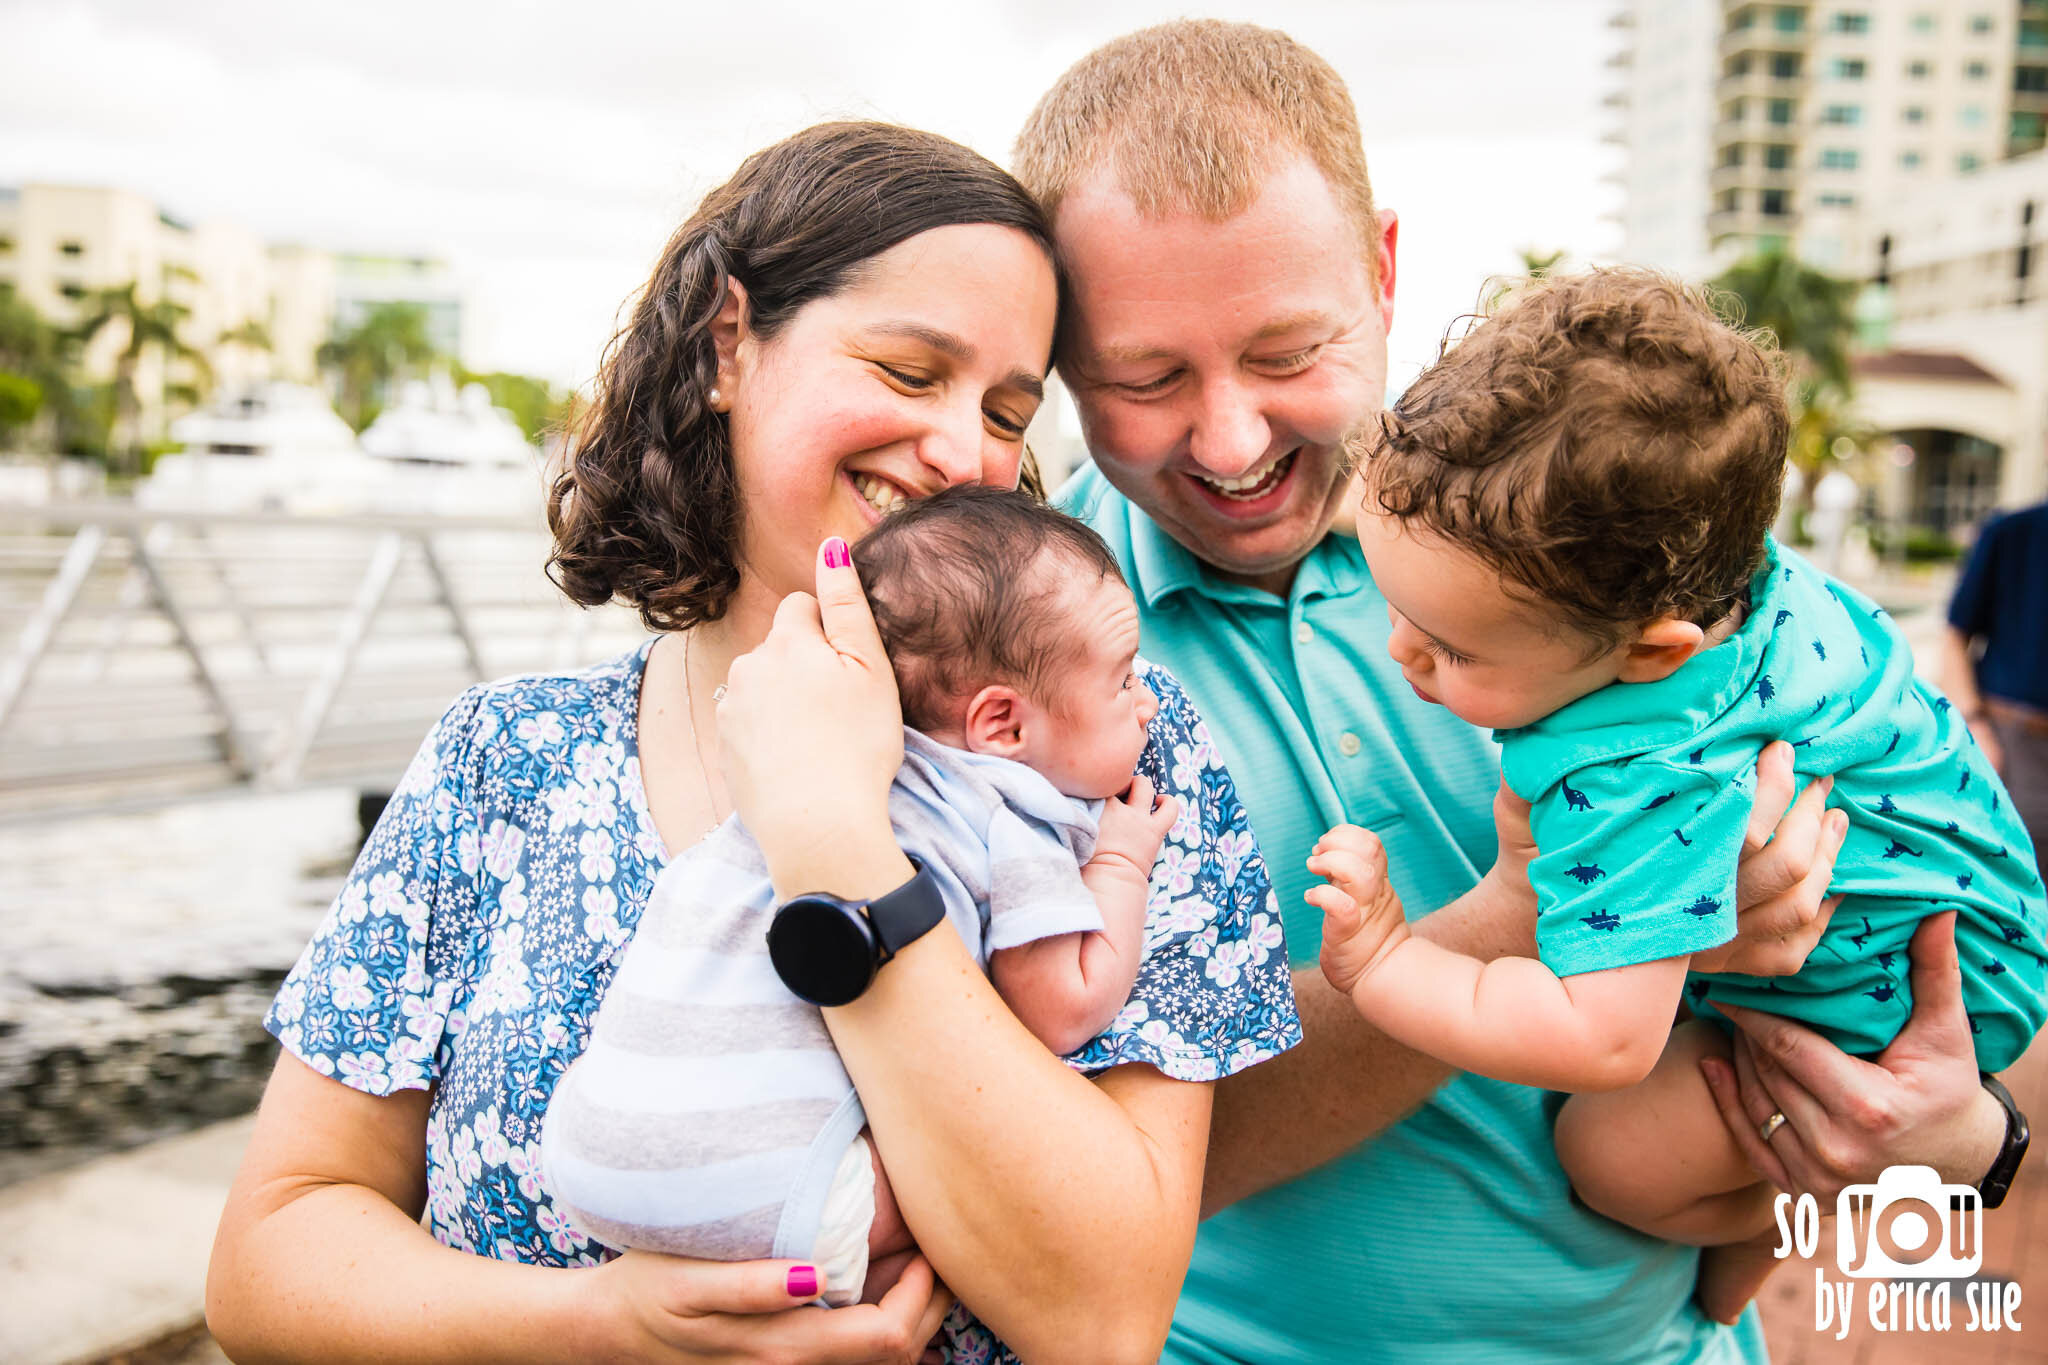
[1369,267,1790,647]
[851,485,1126,731]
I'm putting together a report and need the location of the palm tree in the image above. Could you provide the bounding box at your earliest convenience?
[0,290,74,450]
[1709,248,1859,401]
[318,302,443,430]
[70,280,212,475]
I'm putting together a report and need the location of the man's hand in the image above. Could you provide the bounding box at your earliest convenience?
[1698,912,2006,1202]
[1308,824,1411,996]
[1087,773,1179,887]
[1692,742,1847,976]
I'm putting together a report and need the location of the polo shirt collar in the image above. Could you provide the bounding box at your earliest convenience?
[1126,499,1367,609]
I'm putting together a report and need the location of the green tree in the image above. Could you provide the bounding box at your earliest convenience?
[0,291,71,449]
[70,280,213,475]
[455,368,572,444]
[1709,248,1859,404]
[318,302,443,431]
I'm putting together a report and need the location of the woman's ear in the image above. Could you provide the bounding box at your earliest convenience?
[962,684,1029,758]
[1618,617,1708,683]
[708,279,751,411]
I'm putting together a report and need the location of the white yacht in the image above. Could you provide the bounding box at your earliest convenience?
[358,378,547,519]
[142,383,387,515]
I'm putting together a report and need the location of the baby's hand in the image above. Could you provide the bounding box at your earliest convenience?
[1088,773,1180,884]
[1308,824,1410,996]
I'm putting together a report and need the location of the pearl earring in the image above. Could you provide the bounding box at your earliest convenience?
[707,386,724,410]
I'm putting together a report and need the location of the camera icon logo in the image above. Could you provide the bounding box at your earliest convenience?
[1836,1164,1982,1279]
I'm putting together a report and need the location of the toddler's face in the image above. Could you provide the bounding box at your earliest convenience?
[1356,513,1632,732]
[1016,574,1158,800]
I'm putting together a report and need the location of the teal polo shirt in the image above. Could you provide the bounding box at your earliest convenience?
[1060,467,1767,1364]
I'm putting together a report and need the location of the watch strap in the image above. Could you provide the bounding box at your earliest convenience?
[866,857,947,960]
[1979,1072,2030,1210]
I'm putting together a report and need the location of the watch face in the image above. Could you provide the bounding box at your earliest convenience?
[768,898,878,1006]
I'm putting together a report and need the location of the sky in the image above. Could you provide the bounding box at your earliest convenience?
[3,0,1624,392]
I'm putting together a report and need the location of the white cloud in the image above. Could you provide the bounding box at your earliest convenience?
[3,0,1623,383]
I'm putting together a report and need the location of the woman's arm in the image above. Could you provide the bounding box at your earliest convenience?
[715,544,1214,1362]
[206,1054,950,1364]
[1200,744,1849,1215]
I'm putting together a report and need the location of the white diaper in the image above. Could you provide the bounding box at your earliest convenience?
[811,1133,877,1306]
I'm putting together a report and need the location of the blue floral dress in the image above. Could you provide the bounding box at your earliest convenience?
[267,637,1300,1358]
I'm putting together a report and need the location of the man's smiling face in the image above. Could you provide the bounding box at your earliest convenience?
[1053,155,1397,596]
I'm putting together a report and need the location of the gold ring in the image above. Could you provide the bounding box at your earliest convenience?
[1759,1111,1788,1143]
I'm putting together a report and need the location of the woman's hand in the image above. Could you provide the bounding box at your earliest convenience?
[595,1249,952,1363]
[717,537,908,893]
[1690,742,1848,977]
[1698,911,2008,1203]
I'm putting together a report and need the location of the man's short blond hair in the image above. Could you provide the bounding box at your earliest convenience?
[1014,19,1381,282]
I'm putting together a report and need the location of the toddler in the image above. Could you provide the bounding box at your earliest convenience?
[1313,268,2047,1321]
[541,485,1178,1304]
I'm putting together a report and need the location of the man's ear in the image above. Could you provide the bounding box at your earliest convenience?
[1375,207,1399,334]
[963,684,1030,757]
[1617,617,1708,683]
[708,279,751,410]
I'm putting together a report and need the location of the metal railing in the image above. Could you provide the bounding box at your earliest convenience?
[0,501,646,820]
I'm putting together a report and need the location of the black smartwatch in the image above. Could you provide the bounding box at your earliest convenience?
[767,858,947,1007]
[1978,1072,2031,1210]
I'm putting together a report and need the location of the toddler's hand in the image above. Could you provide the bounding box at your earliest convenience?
[1309,824,1410,996]
[1089,773,1180,882]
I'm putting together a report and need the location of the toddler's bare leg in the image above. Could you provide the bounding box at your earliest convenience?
[1554,1019,1783,1324]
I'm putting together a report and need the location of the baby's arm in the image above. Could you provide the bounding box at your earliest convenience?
[1312,824,1690,1092]
[990,774,1179,1057]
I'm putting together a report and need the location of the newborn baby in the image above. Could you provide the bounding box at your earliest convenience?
[541,485,1178,1304]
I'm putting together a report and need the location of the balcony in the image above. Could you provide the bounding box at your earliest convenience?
[1708,202,1800,242]
[1710,160,1799,193]
[1716,68,1808,102]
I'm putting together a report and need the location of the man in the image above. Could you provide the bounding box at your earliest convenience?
[1945,499,2048,879]
[1019,20,2018,1361]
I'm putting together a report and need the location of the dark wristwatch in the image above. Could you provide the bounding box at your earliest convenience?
[767,858,946,1007]
[1978,1072,2031,1210]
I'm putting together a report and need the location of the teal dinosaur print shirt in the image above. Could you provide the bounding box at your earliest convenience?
[1501,538,2046,1068]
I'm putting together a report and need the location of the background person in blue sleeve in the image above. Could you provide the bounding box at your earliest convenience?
[1944,499,2048,880]
[1017,19,2022,1362]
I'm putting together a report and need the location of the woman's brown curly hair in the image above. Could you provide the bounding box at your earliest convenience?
[1368,267,1790,646]
[548,122,1060,630]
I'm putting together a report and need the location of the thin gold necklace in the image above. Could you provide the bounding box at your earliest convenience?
[682,630,727,840]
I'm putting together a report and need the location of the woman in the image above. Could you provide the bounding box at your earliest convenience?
[206,122,1298,1363]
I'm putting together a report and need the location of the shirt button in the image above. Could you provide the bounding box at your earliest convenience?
[1338,732,1362,757]
[1295,622,1314,645]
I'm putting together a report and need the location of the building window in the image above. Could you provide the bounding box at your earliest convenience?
[1967,61,1990,79]
[1767,98,1796,124]
[1831,57,1867,78]
[1761,189,1791,216]
[1721,143,1746,166]
[1822,103,1862,124]
[1911,10,1935,31]
[1960,152,1983,171]
[1765,142,1794,168]
[1775,6,1804,32]
[2024,18,2048,49]
[1907,59,1930,78]
[1962,105,1988,127]
[1817,192,1857,208]
[2019,64,2048,91]
[1901,149,1924,167]
[2013,110,2046,141]
[1819,147,1861,169]
[58,240,83,257]
[1772,52,1801,78]
[1719,188,1741,213]
[1728,52,1752,76]
[1830,11,1870,32]
[1970,13,1994,34]
[1904,105,1926,122]
[59,282,85,300]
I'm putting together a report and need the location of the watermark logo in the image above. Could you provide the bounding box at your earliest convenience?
[1773,1164,2023,1341]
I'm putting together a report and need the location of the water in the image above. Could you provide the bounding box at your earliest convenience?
[0,785,362,1184]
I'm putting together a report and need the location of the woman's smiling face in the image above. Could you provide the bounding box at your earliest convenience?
[722,222,1059,599]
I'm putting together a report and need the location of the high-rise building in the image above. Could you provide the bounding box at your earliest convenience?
[1613,1,2044,275]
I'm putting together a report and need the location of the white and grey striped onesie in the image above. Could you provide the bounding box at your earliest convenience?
[539,730,1105,1301]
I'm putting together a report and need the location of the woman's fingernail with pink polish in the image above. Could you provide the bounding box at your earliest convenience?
[822,537,850,569]
[788,1264,820,1297]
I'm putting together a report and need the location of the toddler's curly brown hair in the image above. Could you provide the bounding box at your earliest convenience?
[1369,267,1790,647]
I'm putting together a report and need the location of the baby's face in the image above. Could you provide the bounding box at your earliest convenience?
[1015,574,1158,800]
[1356,512,1632,732]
